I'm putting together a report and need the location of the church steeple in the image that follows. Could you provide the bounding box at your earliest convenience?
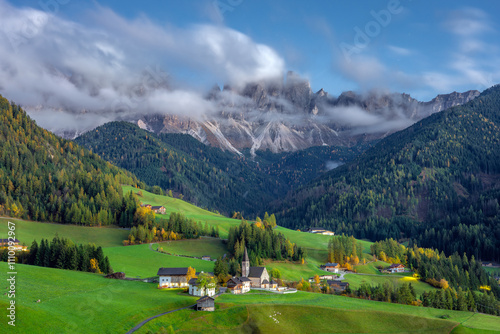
[242,247,250,277]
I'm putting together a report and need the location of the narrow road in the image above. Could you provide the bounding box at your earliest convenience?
[126,291,225,333]
[125,304,195,334]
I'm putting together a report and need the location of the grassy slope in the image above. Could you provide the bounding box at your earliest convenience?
[103,244,214,278]
[2,262,498,334]
[138,292,500,334]
[0,217,128,247]
[0,262,197,334]
[123,185,240,238]
[154,238,227,259]
[137,304,457,334]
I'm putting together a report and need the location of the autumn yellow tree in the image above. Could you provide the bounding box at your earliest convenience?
[314,274,320,285]
[90,258,102,274]
[186,267,196,282]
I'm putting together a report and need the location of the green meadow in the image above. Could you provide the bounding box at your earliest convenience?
[103,244,214,278]
[153,238,227,259]
[0,217,128,247]
[2,262,499,334]
[137,304,457,334]
[0,262,197,334]
[138,292,500,334]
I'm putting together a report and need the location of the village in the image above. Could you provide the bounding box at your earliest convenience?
[153,247,297,312]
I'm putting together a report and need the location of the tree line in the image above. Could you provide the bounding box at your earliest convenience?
[1,235,112,274]
[125,211,220,245]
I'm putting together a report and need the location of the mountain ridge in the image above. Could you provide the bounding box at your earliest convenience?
[136,74,479,155]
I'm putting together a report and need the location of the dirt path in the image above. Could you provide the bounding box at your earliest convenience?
[125,304,195,333]
[126,291,224,333]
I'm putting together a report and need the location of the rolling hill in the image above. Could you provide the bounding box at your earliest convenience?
[277,85,500,261]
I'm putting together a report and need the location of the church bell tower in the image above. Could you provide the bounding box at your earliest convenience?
[242,247,250,277]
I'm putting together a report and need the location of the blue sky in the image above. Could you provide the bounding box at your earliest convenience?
[2,0,499,105]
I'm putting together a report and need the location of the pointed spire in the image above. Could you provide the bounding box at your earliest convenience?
[243,247,249,262]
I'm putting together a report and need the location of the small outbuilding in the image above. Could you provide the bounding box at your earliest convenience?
[387,264,405,273]
[321,263,340,273]
[196,296,215,311]
[151,206,166,214]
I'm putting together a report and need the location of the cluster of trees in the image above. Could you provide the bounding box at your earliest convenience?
[422,288,500,316]
[125,212,220,245]
[372,239,500,300]
[0,96,143,226]
[255,212,277,229]
[328,234,364,268]
[1,235,112,274]
[370,238,406,264]
[278,86,500,261]
[227,220,306,266]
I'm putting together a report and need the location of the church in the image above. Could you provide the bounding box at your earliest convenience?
[241,247,270,288]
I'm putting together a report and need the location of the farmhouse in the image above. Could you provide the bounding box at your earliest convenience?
[196,296,215,311]
[226,277,251,294]
[0,239,26,251]
[320,263,340,273]
[188,278,216,297]
[140,204,152,209]
[157,267,190,288]
[387,264,405,273]
[328,281,350,292]
[151,206,166,214]
[304,227,335,235]
[242,247,270,288]
[201,256,211,261]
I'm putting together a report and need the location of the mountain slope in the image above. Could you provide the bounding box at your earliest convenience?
[277,85,500,261]
[0,95,142,225]
[75,121,368,216]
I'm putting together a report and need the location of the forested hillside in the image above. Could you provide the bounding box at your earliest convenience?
[278,85,500,261]
[0,96,142,226]
[75,122,367,216]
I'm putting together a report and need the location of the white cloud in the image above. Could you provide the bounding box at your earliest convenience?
[0,0,285,132]
[444,8,491,37]
[387,45,411,56]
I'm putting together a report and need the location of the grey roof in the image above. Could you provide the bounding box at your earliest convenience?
[157,267,189,276]
[322,263,339,267]
[0,239,20,243]
[270,280,278,284]
[197,295,215,302]
[228,277,242,284]
[389,263,404,268]
[243,247,249,262]
[151,206,164,210]
[327,280,349,286]
[248,266,266,278]
[188,278,198,285]
[262,279,269,284]
[239,277,251,282]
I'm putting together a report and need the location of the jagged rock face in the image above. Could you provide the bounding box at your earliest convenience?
[135,75,479,155]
